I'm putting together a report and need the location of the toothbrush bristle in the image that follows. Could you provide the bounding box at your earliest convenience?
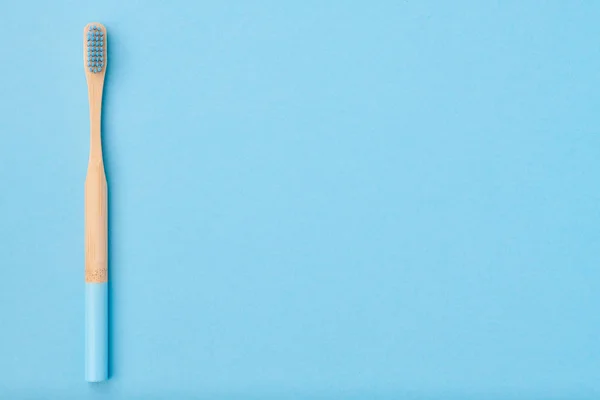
[85,24,105,74]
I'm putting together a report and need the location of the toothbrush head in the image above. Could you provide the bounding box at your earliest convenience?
[83,23,106,75]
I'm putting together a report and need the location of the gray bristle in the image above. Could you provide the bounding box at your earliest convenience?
[86,25,105,74]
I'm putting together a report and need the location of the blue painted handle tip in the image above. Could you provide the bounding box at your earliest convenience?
[85,283,108,382]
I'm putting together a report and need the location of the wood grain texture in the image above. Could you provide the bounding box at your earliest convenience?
[84,23,108,283]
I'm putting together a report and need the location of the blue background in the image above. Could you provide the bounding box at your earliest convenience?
[0,1,599,398]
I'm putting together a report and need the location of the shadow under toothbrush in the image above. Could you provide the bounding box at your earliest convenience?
[100,28,117,381]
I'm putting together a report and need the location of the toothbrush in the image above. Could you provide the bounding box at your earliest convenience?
[83,22,108,382]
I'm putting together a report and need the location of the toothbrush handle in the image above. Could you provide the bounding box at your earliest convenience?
[85,161,107,277]
[84,161,108,382]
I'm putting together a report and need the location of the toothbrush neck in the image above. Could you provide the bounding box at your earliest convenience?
[88,83,104,162]
[90,116,102,162]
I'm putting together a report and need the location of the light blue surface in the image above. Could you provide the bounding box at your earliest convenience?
[0,1,599,399]
[86,283,108,382]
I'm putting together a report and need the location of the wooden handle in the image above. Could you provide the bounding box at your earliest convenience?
[85,162,108,283]
[84,22,108,283]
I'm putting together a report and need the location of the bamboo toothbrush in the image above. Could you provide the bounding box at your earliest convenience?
[83,22,108,382]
